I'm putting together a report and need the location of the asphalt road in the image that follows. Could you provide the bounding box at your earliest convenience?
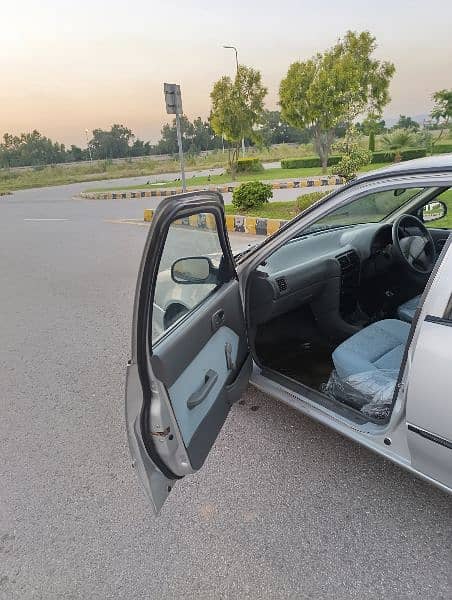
[1,185,451,600]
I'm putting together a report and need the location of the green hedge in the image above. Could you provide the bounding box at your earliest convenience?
[432,143,452,154]
[400,148,427,160]
[282,146,434,170]
[296,191,329,212]
[281,155,341,169]
[371,151,393,163]
[236,157,263,172]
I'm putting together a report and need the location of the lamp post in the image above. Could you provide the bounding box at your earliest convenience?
[222,44,245,157]
[85,129,93,162]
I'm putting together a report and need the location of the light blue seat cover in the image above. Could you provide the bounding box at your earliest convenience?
[397,295,421,323]
[332,319,411,379]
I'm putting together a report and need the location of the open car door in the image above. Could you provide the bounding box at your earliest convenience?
[405,235,452,491]
[125,192,252,512]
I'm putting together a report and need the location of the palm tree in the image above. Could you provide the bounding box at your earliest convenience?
[381,128,416,161]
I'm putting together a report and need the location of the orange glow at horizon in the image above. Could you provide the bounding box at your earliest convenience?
[2,1,451,146]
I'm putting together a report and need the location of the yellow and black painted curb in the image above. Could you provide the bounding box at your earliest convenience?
[81,176,343,200]
[143,208,288,236]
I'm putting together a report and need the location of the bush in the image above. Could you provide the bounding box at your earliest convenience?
[281,155,341,169]
[432,143,452,154]
[327,155,342,166]
[371,151,394,163]
[236,157,263,172]
[400,148,427,161]
[296,191,329,213]
[281,157,319,168]
[232,181,273,211]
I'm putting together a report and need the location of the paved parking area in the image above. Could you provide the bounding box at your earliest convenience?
[0,186,451,599]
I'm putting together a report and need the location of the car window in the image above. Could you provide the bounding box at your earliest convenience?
[421,188,452,229]
[305,187,424,232]
[152,212,225,343]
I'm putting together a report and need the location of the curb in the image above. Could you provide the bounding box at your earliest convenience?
[0,191,12,196]
[80,176,343,200]
[143,209,288,236]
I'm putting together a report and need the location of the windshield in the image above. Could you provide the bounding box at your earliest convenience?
[305,187,424,233]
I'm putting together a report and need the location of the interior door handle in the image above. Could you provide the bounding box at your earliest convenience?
[187,369,218,409]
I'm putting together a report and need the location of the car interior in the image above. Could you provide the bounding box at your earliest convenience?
[247,185,452,423]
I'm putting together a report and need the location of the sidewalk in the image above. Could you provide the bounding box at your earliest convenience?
[80,175,343,200]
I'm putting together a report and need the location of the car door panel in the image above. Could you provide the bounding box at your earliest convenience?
[405,236,452,489]
[151,279,248,387]
[126,192,251,512]
[151,279,250,470]
[426,228,450,254]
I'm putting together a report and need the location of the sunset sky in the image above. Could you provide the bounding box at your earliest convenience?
[2,0,451,146]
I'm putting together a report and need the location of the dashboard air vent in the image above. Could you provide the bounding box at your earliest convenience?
[336,250,360,271]
[276,277,288,293]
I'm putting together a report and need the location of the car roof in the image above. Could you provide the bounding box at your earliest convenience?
[355,153,452,184]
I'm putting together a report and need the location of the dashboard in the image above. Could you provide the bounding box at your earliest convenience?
[248,223,396,325]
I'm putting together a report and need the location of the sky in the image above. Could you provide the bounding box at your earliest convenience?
[1,0,451,146]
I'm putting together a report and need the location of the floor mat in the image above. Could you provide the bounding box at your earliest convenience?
[258,340,334,391]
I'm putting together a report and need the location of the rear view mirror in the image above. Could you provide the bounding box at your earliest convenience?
[171,256,215,284]
[421,200,447,223]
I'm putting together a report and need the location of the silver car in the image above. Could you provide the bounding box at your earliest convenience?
[126,155,452,512]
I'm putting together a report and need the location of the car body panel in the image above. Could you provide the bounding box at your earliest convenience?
[126,162,452,511]
[126,192,250,512]
[405,237,452,489]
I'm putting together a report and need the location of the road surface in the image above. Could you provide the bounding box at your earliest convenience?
[0,185,451,599]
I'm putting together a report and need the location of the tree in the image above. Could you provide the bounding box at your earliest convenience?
[381,128,417,160]
[430,89,452,146]
[0,130,66,167]
[66,145,85,162]
[393,115,420,131]
[279,31,395,172]
[331,126,372,181]
[191,117,218,152]
[259,110,312,146]
[358,115,386,151]
[88,124,134,159]
[150,116,220,155]
[210,65,267,177]
[357,117,386,135]
[130,138,150,157]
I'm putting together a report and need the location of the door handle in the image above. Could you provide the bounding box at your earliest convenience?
[187,369,218,409]
[211,309,225,332]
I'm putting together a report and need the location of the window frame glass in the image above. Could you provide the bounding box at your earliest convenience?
[149,207,235,348]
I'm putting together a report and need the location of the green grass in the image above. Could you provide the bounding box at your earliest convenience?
[224,200,300,220]
[0,145,321,194]
[223,189,452,226]
[86,162,392,193]
[2,128,450,194]
[86,166,325,192]
[224,191,329,220]
[0,158,181,193]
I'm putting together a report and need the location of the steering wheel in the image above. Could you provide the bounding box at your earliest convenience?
[392,214,436,274]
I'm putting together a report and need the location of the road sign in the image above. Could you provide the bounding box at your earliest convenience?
[163,83,186,191]
[163,83,183,115]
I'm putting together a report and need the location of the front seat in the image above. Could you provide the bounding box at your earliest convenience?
[397,295,421,323]
[332,319,410,380]
[330,319,411,416]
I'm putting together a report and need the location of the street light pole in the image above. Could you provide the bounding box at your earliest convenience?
[222,44,245,157]
[163,83,186,192]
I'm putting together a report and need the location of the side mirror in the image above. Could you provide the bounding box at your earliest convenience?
[171,256,215,284]
[420,200,447,223]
